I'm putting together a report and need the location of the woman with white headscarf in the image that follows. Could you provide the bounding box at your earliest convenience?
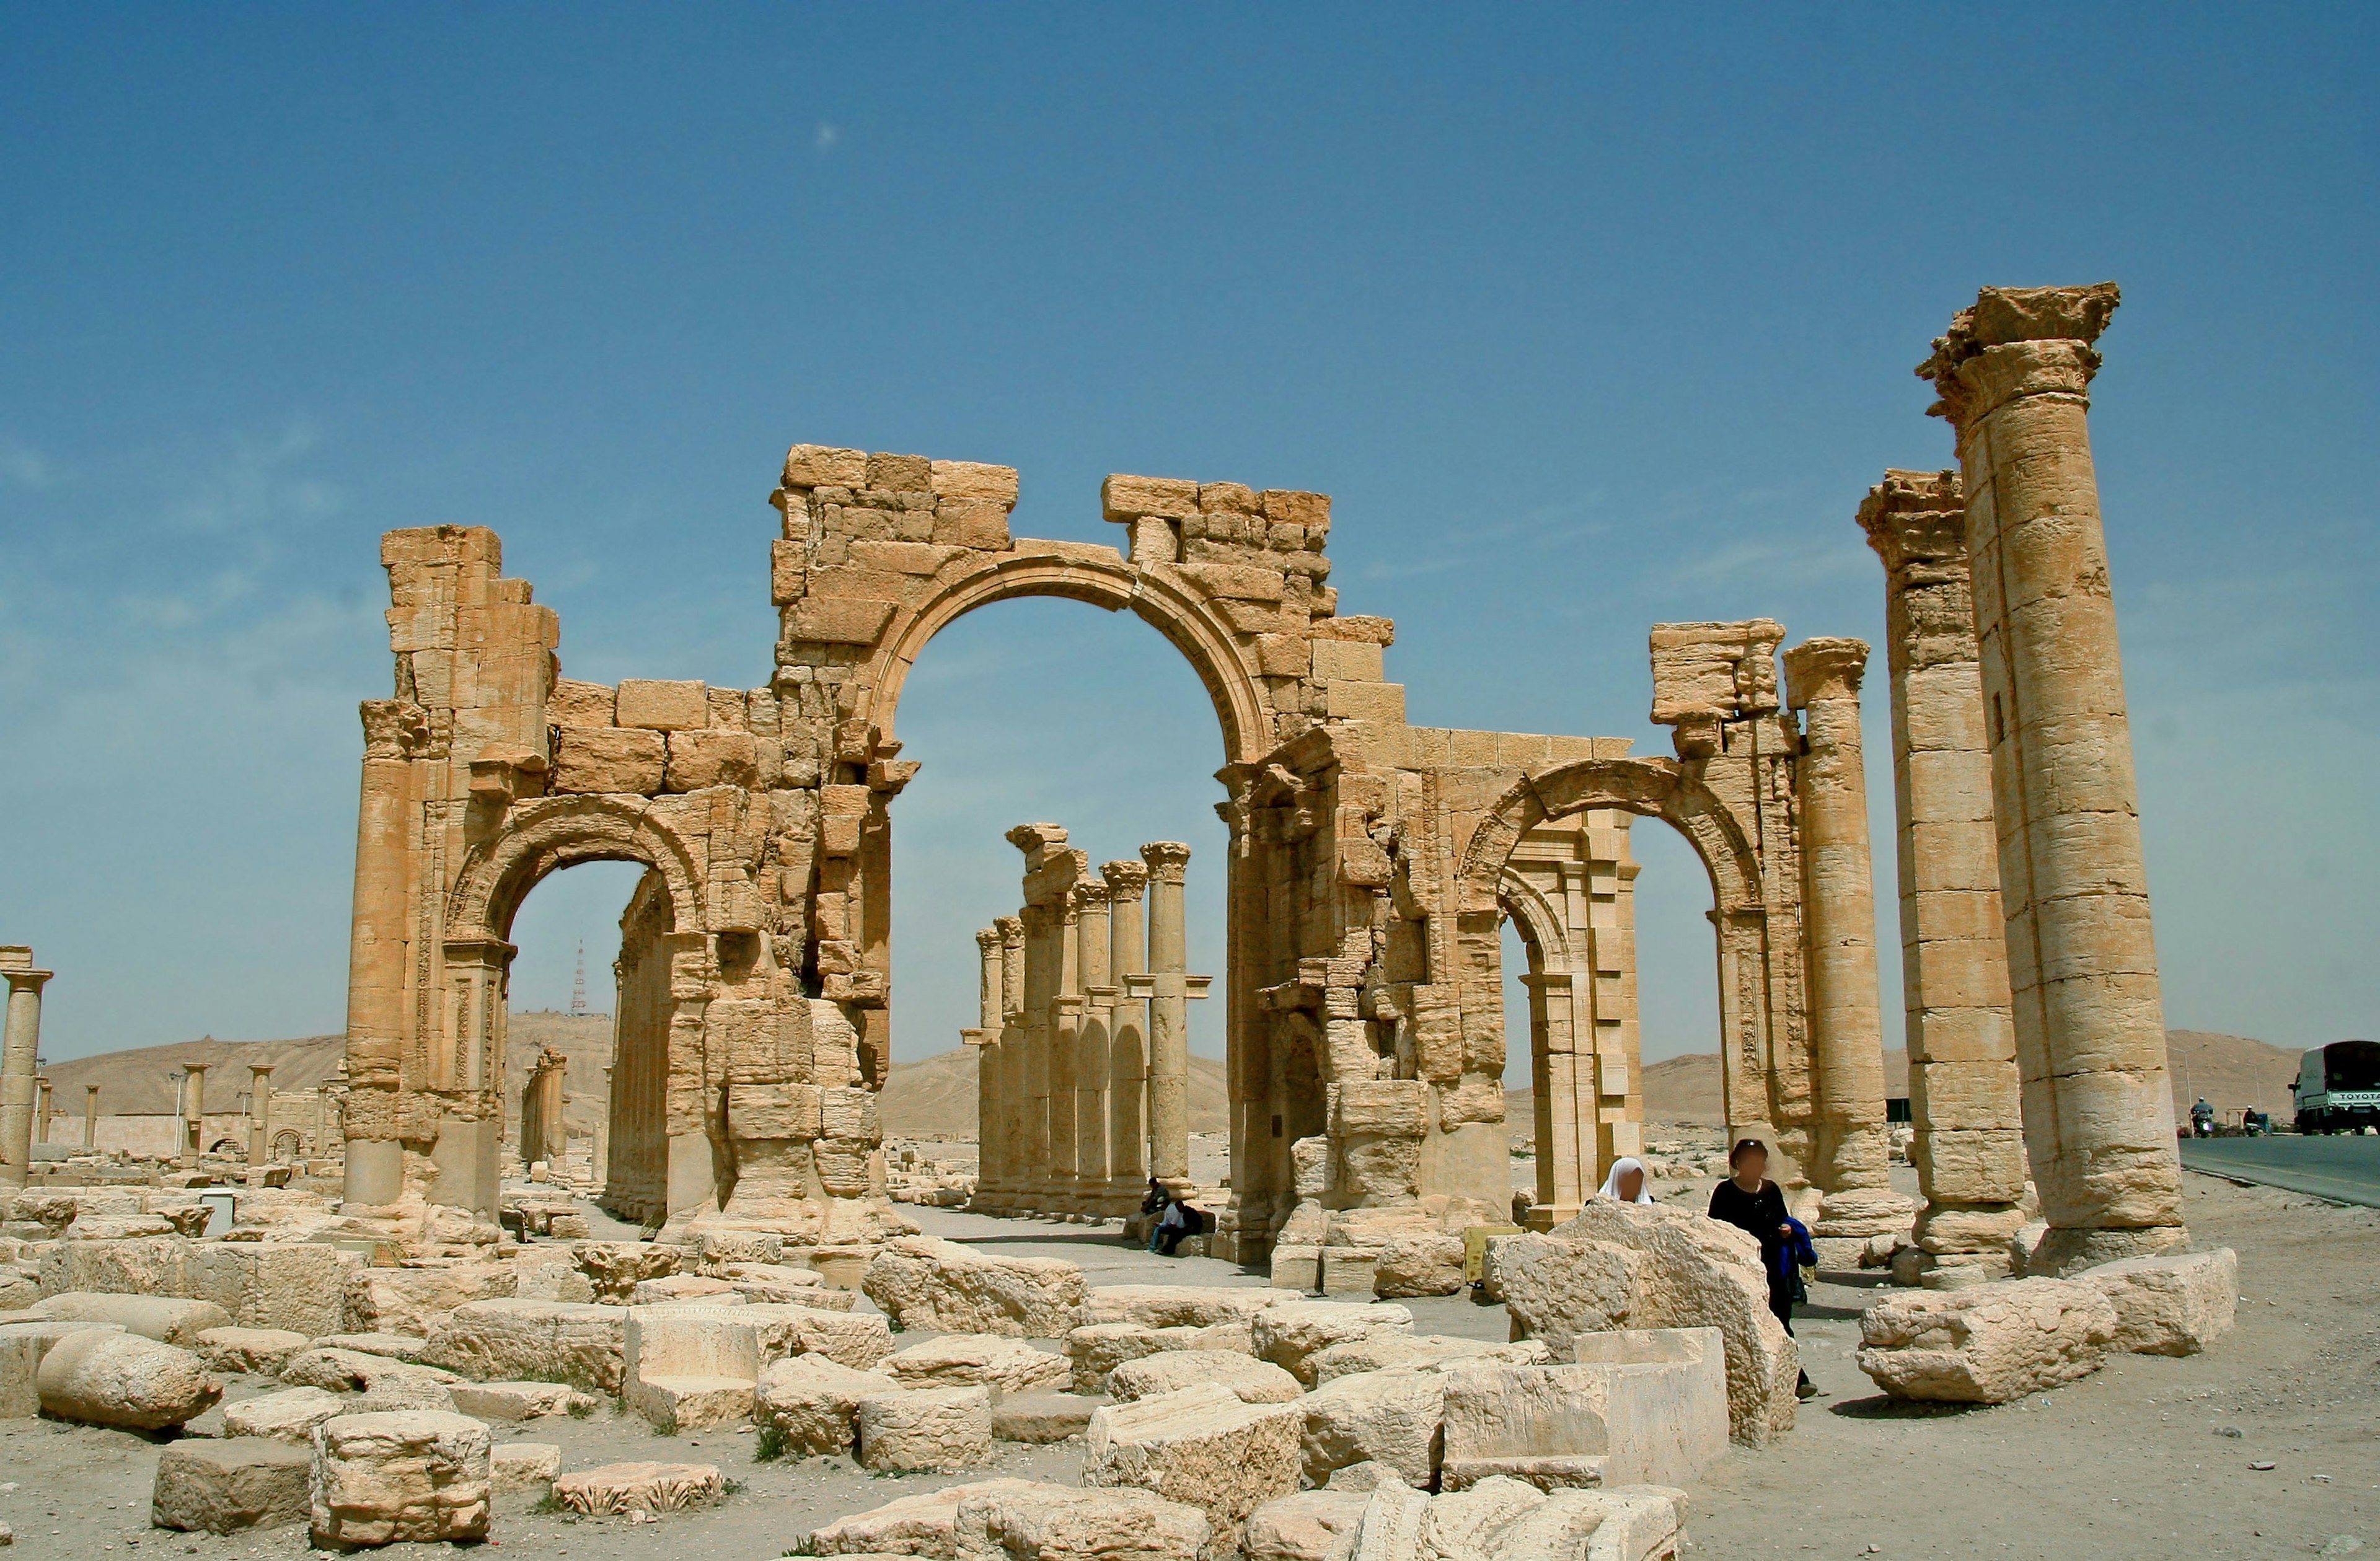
[1595,1156,1655,1204]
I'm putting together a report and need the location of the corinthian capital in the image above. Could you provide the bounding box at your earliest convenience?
[1918,283,2120,424]
[1857,469,1966,575]
[1140,841,1193,882]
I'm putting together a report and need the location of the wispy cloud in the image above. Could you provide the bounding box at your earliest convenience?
[0,434,56,490]
[814,123,840,154]
[1665,535,1870,588]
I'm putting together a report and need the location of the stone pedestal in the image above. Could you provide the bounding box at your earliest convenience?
[1859,469,2029,1282]
[1783,639,1912,1246]
[1921,283,2187,1270]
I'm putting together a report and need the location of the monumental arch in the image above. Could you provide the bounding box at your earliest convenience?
[340,288,2186,1282]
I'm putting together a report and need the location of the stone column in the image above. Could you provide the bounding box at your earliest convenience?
[248,1065,275,1165]
[181,1063,209,1167]
[0,949,49,1188]
[84,1084,99,1151]
[35,1078,53,1148]
[594,1065,613,1192]
[1921,283,2187,1270]
[1101,861,1151,1200]
[1047,890,1085,1210]
[1072,881,1114,1209]
[1140,842,1194,1194]
[1521,969,1584,1226]
[1007,825,1086,1210]
[1784,638,1914,1257]
[967,926,1003,1199]
[993,915,1027,1205]
[1860,469,2030,1284]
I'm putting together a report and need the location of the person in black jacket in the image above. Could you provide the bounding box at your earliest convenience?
[1707,1138,1818,1400]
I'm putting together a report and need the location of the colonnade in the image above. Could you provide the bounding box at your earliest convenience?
[969,829,1208,1217]
[518,1046,568,1169]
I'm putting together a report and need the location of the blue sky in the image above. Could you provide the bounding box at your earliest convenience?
[2,6,2373,1081]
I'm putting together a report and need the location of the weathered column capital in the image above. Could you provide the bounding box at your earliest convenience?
[0,969,51,996]
[1782,636,1869,709]
[1140,841,1193,882]
[974,926,1002,951]
[1918,283,2120,427]
[1005,822,1070,859]
[1100,860,1149,900]
[1856,469,1966,574]
[249,1064,274,1080]
[183,1062,211,1078]
[1069,880,1112,910]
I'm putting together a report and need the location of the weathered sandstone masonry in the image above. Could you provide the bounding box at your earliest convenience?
[1859,469,2029,1283]
[0,945,51,1189]
[1918,283,2187,1270]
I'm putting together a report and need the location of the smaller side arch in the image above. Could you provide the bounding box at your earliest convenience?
[445,793,709,944]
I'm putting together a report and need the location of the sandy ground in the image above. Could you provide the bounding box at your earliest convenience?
[4,1166,2371,1560]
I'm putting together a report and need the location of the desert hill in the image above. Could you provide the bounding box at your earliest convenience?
[879,1045,1230,1141]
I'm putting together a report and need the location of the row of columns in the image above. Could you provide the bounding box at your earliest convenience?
[969,832,1207,1217]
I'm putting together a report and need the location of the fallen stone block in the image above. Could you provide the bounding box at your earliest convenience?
[953,1480,1211,1561]
[992,1389,1102,1443]
[490,1441,560,1511]
[342,1261,516,1337]
[190,1242,350,1338]
[857,1384,995,1472]
[1245,1489,1368,1561]
[716,1260,847,1308]
[1346,1471,1430,1561]
[1547,1202,1798,1448]
[795,1477,1043,1556]
[756,1353,889,1458]
[311,1332,433,1363]
[551,1459,725,1515]
[1858,1277,2118,1404]
[418,1298,626,1394]
[1110,1348,1303,1405]
[1439,1363,1619,1492]
[572,1241,680,1303]
[36,1234,191,1299]
[307,1410,491,1548]
[32,1291,231,1345]
[1418,1473,1549,1559]
[1085,1381,1305,1539]
[632,1273,746,1306]
[1066,1322,1172,1394]
[1300,1366,1445,1488]
[1077,1284,1289,1330]
[152,1438,312,1533]
[633,1374,755,1433]
[447,1379,596,1421]
[863,1236,1084,1339]
[885,1334,1071,1396]
[194,1326,314,1376]
[1559,1328,1732,1489]
[1372,1234,1466,1299]
[280,1347,459,1410]
[223,1386,346,1444]
[1308,1333,1553,1386]
[1484,1235,1642,1360]
[2082,1249,2238,1357]
[1252,1300,1414,1384]
[37,1329,220,1430]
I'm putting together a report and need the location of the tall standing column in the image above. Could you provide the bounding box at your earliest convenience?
[1047,891,1085,1210]
[182,1063,209,1167]
[967,926,1005,1202]
[1783,638,1913,1256]
[1861,469,2030,1284]
[1007,824,1085,1210]
[1921,283,2186,1270]
[1073,881,1114,1210]
[1101,861,1151,1200]
[0,949,49,1188]
[35,1079,53,1148]
[994,915,1026,1206]
[1140,842,1194,1194]
[84,1084,100,1151]
[248,1065,275,1165]
[594,1065,613,1194]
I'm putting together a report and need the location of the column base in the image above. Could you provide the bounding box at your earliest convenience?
[2025,1222,2191,1277]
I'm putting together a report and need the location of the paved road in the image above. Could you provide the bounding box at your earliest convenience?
[2180,1133,2380,1207]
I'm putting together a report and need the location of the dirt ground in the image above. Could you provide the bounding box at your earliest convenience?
[3,1168,2371,1560]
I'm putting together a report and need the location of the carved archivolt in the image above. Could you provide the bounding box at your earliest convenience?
[445,793,708,946]
[1457,757,1762,918]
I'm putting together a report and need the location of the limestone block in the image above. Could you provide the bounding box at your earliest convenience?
[952,1481,1212,1561]
[783,444,871,489]
[718,1260,839,1306]
[1373,1234,1466,1299]
[1300,1366,1445,1487]
[1417,1474,1548,1560]
[632,1272,745,1306]
[617,678,709,731]
[307,1410,491,1548]
[1109,1350,1302,1405]
[658,1298,891,1370]
[1486,1236,1641,1360]
[1066,1322,1170,1394]
[281,1347,461,1410]
[553,726,667,794]
[1346,1472,1431,1561]
[37,1328,220,1429]
[447,1379,596,1420]
[190,1242,349,1338]
[1078,1283,1289,1330]
[551,1460,725,1515]
[194,1326,312,1376]
[344,1260,516,1336]
[1103,474,1201,521]
[665,729,758,792]
[1437,1364,1621,1492]
[796,1477,1045,1557]
[862,1236,1085,1339]
[224,1386,351,1444]
[36,1234,190,1298]
[1321,1249,1381,1298]
[928,459,1020,505]
[573,1241,681,1302]
[1561,1328,1731,1488]
[885,1334,1071,1397]
[547,678,615,727]
[2082,1249,2237,1356]
[490,1441,560,1510]
[152,1439,312,1533]
[857,1384,996,1472]
[992,1389,1102,1443]
[1308,1334,1553,1386]
[1548,1202,1797,1447]
[418,1298,626,1395]
[1271,1245,1324,1294]
[313,1330,432,1361]
[756,1353,891,1457]
[1084,1381,1305,1537]
[1246,1489,1368,1561]
[511,1254,597,1303]
[625,1306,758,1429]
[632,1374,755,1433]
[1856,1277,2117,1404]
[1253,1301,1414,1384]
[1476,1483,1689,1561]
[32,1290,228,1344]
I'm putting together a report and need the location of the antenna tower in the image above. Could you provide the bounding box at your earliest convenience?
[570,940,589,1015]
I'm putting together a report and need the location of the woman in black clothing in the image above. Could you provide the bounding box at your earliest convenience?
[1706,1138,1817,1400]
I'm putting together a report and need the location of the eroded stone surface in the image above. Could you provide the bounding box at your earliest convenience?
[1858,1277,2118,1403]
[2082,1249,2237,1357]
[37,1329,220,1430]
[1085,1381,1305,1538]
[863,1237,1084,1339]
[307,1410,491,1548]
[1110,1348,1302,1405]
[153,1439,312,1534]
[551,1460,725,1515]
[857,1384,996,1472]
